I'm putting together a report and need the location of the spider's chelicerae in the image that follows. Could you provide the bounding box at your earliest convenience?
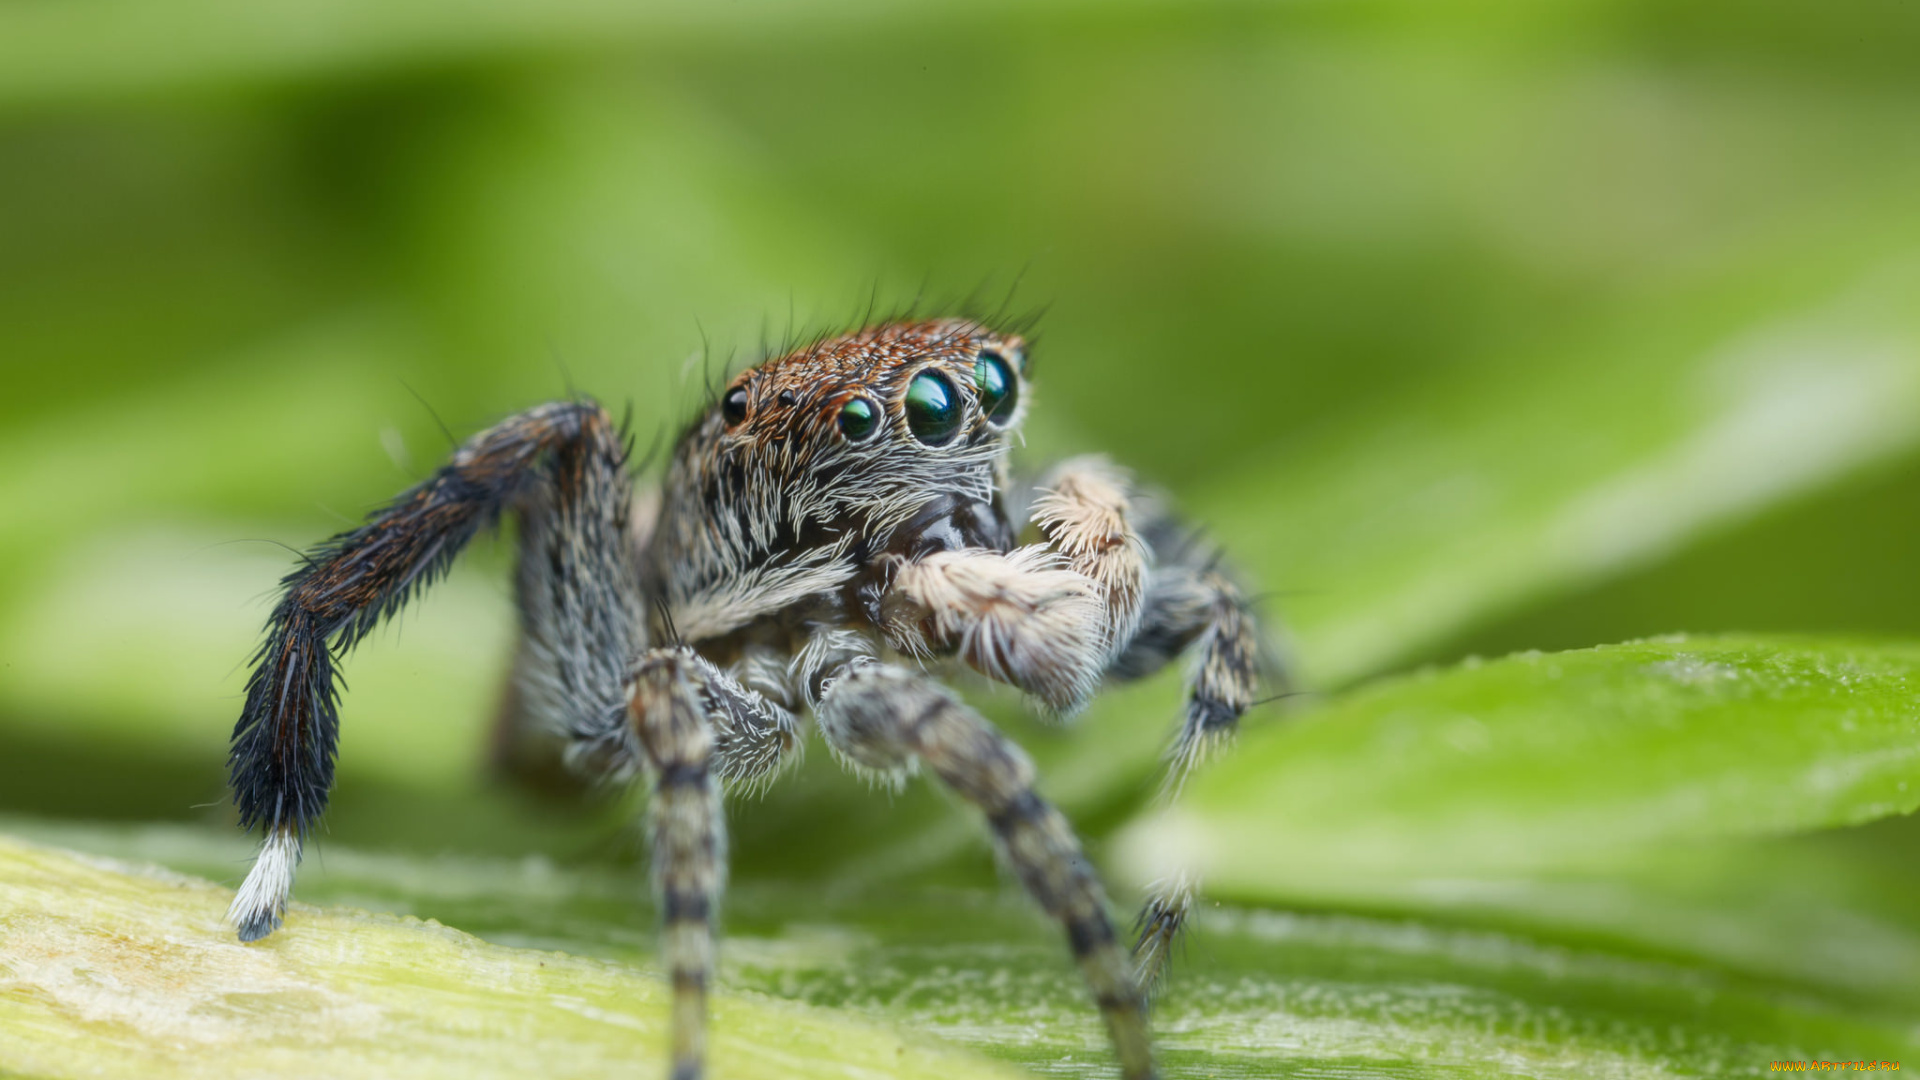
[226,318,1272,1080]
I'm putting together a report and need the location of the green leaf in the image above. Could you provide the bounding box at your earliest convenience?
[1119,634,1920,892]
[9,821,1917,1079]
[0,833,1024,1080]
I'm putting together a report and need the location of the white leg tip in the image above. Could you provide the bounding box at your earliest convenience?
[228,827,301,942]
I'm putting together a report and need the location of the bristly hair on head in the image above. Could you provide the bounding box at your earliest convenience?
[657,272,1048,456]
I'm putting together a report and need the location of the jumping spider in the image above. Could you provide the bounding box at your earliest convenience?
[226,318,1270,1080]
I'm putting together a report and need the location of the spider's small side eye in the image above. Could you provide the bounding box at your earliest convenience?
[838,397,880,442]
[904,371,962,445]
[722,387,750,427]
[974,351,1019,426]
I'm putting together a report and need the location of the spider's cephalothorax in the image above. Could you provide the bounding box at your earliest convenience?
[225,318,1273,1080]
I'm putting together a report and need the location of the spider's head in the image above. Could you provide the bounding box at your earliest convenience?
[673,318,1029,529]
[716,318,1028,462]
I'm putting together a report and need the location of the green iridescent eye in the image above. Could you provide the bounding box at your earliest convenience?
[904,371,961,445]
[973,351,1018,425]
[837,396,879,442]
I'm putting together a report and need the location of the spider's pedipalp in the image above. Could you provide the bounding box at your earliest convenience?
[729,644,795,708]
[1030,455,1148,656]
[815,663,1155,1080]
[882,547,1106,712]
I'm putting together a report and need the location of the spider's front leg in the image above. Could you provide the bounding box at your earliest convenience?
[1022,457,1280,989]
[816,663,1156,1080]
[1021,455,1275,769]
[1108,549,1267,990]
[227,401,640,940]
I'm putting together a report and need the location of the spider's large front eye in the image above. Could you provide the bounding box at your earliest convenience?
[838,397,880,442]
[904,371,962,445]
[973,351,1019,425]
[722,387,749,427]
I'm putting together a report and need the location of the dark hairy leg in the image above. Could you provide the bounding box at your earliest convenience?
[226,400,640,939]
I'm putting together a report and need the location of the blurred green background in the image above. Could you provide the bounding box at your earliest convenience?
[7,1,1920,1076]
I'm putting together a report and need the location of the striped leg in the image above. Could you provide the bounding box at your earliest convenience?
[630,648,726,1080]
[1115,565,1264,783]
[493,641,802,800]
[685,649,803,794]
[816,663,1156,1080]
[1107,519,1278,990]
[226,401,639,940]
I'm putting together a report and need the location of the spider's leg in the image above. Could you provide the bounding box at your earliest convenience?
[1106,516,1284,990]
[491,485,660,795]
[496,599,802,797]
[816,663,1157,1080]
[688,649,802,794]
[1120,564,1267,783]
[1018,458,1287,988]
[879,546,1106,713]
[630,648,727,1080]
[227,401,640,940]
[1129,870,1197,998]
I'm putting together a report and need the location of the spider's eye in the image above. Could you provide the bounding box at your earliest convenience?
[722,387,749,427]
[838,397,879,442]
[904,371,962,445]
[973,351,1019,425]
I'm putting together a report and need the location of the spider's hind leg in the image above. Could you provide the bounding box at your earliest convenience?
[226,401,641,940]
